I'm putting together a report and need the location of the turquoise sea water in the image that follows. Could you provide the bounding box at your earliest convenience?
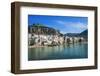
[28,42,88,61]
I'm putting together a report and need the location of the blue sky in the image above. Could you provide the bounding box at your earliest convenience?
[28,15,88,34]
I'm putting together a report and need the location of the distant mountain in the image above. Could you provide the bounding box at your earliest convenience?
[79,29,88,36]
[64,33,79,37]
[65,29,88,37]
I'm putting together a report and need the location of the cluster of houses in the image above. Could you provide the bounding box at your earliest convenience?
[28,24,85,47]
[28,34,85,46]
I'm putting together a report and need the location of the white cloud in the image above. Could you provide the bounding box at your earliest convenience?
[56,20,87,29]
[55,20,88,33]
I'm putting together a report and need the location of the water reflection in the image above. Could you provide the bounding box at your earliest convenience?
[28,42,88,61]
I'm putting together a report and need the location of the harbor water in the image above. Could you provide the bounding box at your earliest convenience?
[28,42,88,61]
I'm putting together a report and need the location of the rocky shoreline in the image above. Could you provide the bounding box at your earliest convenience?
[28,24,87,47]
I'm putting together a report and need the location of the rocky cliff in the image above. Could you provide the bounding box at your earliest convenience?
[28,24,62,36]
